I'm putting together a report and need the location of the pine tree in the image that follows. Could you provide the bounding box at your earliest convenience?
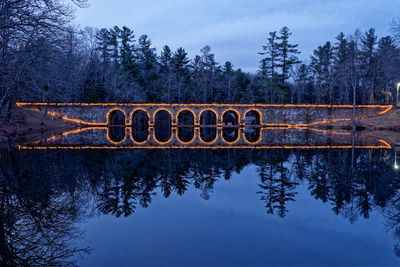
[310,42,334,103]
[109,26,121,68]
[119,26,137,77]
[259,31,279,102]
[160,45,172,102]
[276,26,301,102]
[292,63,312,103]
[376,36,399,103]
[95,28,111,80]
[360,28,378,103]
[137,34,158,100]
[172,47,190,102]
[333,32,351,104]
[259,31,278,79]
[137,35,157,71]
[200,46,219,102]
[223,61,233,102]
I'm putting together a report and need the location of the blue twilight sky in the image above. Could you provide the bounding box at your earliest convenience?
[75,0,400,73]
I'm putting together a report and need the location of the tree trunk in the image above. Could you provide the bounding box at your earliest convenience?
[168,73,171,103]
[177,76,181,103]
[0,90,9,118]
[41,104,48,125]
[352,83,356,128]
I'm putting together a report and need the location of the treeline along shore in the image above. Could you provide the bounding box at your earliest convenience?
[1,1,400,131]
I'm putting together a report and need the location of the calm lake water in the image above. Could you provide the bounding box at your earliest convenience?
[2,145,400,266]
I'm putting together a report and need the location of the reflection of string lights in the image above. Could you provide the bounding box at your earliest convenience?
[177,127,196,144]
[24,125,392,150]
[153,128,173,145]
[308,128,351,135]
[29,127,99,145]
[107,127,128,145]
[18,145,392,150]
[198,127,218,144]
[222,128,241,144]
[242,128,263,144]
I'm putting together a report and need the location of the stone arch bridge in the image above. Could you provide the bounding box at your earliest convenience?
[16,103,392,149]
[16,102,392,127]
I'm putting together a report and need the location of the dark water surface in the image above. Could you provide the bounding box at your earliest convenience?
[2,146,400,266]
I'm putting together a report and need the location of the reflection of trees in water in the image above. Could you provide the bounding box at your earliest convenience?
[257,150,299,218]
[295,149,397,222]
[0,148,90,266]
[385,192,400,256]
[2,147,400,259]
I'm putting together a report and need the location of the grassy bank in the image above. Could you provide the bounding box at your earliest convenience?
[0,108,79,143]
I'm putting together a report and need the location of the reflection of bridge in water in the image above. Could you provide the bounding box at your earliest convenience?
[16,102,393,149]
[18,126,392,150]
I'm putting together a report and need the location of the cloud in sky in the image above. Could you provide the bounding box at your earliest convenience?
[75,0,400,72]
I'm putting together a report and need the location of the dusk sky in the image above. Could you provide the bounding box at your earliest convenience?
[75,0,400,73]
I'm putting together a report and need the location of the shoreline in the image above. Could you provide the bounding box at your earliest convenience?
[0,109,80,144]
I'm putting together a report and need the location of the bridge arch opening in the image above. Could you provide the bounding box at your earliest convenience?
[244,110,261,143]
[222,109,239,126]
[131,109,149,143]
[107,109,127,144]
[107,109,126,126]
[199,109,217,143]
[154,109,172,143]
[222,109,240,143]
[177,109,195,143]
[244,110,261,125]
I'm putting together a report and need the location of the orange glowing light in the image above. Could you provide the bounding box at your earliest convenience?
[153,108,174,126]
[176,127,197,144]
[16,102,393,109]
[221,128,241,144]
[17,102,392,128]
[242,129,263,144]
[17,145,391,150]
[28,107,106,126]
[130,108,150,125]
[106,126,128,145]
[175,108,196,126]
[106,108,128,126]
[198,108,219,126]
